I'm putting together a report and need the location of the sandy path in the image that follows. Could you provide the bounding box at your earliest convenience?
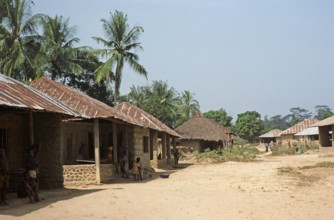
[1,153,334,220]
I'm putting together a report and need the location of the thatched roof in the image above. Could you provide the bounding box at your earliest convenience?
[259,129,282,138]
[312,116,334,127]
[174,114,230,142]
[115,102,180,137]
[30,77,134,124]
[280,119,319,135]
[0,73,80,116]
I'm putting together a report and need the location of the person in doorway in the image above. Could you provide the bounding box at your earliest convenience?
[120,151,127,178]
[174,149,180,166]
[265,142,269,152]
[0,148,10,206]
[77,142,86,160]
[132,157,142,181]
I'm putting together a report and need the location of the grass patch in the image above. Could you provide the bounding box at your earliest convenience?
[300,161,334,170]
[195,147,259,162]
[277,163,334,186]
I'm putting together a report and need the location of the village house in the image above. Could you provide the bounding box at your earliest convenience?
[0,74,81,189]
[312,116,334,154]
[174,113,232,153]
[31,77,180,185]
[259,129,282,145]
[115,102,180,169]
[294,126,319,148]
[279,119,319,147]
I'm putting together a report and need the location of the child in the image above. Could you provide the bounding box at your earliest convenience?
[132,157,142,181]
[17,171,40,203]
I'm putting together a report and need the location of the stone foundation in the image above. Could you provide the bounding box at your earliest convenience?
[63,164,114,186]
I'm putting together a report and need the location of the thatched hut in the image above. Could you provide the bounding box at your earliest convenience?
[174,113,231,153]
[115,102,180,168]
[0,74,80,189]
[312,116,334,154]
[279,119,319,147]
[259,129,282,145]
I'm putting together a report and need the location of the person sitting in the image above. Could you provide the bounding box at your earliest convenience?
[17,171,40,203]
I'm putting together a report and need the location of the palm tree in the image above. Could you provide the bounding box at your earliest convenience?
[0,0,44,81]
[40,15,85,80]
[176,90,200,126]
[93,10,147,104]
[179,90,200,118]
[146,80,179,128]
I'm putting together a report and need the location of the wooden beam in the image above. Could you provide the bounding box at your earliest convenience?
[29,111,34,146]
[113,121,118,165]
[94,119,101,184]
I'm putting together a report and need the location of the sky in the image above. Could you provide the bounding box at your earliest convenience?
[33,0,334,119]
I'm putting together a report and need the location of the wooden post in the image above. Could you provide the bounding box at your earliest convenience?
[113,122,118,168]
[94,119,101,184]
[162,133,166,159]
[29,111,34,146]
[125,124,129,171]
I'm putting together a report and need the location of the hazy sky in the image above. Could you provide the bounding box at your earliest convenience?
[33,0,334,119]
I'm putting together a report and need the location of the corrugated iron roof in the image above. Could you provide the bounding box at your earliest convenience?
[312,116,334,127]
[0,74,81,116]
[30,77,135,124]
[115,102,180,137]
[259,129,282,138]
[295,127,319,136]
[174,113,230,142]
[280,119,319,135]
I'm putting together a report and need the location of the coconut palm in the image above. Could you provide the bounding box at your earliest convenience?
[0,0,44,81]
[176,90,200,126]
[40,15,85,80]
[93,10,147,104]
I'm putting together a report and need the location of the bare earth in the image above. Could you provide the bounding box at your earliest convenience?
[1,151,334,220]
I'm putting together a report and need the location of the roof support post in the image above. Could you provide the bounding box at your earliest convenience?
[94,118,101,184]
[29,110,34,146]
[113,121,118,166]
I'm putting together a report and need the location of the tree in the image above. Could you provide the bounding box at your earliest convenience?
[204,108,233,128]
[40,15,85,80]
[176,90,200,127]
[93,10,147,104]
[128,80,180,128]
[314,105,333,120]
[0,0,44,81]
[286,107,312,126]
[263,114,290,131]
[234,111,264,142]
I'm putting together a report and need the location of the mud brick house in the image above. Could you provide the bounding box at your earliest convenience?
[0,74,80,189]
[312,116,334,154]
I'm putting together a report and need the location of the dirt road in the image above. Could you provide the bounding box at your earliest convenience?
[1,153,334,220]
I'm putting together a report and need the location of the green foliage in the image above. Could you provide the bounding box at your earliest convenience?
[176,90,200,127]
[314,105,334,120]
[234,111,264,142]
[204,108,233,127]
[93,10,147,104]
[195,147,259,162]
[0,0,44,80]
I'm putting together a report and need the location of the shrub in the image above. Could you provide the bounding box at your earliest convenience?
[195,146,259,162]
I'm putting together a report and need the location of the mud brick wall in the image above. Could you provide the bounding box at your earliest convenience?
[132,127,150,169]
[63,164,114,185]
[34,113,63,189]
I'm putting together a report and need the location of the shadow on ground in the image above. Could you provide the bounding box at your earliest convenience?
[0,187,104,216]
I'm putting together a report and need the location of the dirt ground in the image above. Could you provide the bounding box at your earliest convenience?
[1,149,334,220]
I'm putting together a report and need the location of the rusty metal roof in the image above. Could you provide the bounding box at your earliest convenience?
[30,77,135,123]
[174,113,230,141]
[259,129,282,138]
[0,74,81,116]
[115,102,180,137]
[312,116,334,127]
[280,119,319,135]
